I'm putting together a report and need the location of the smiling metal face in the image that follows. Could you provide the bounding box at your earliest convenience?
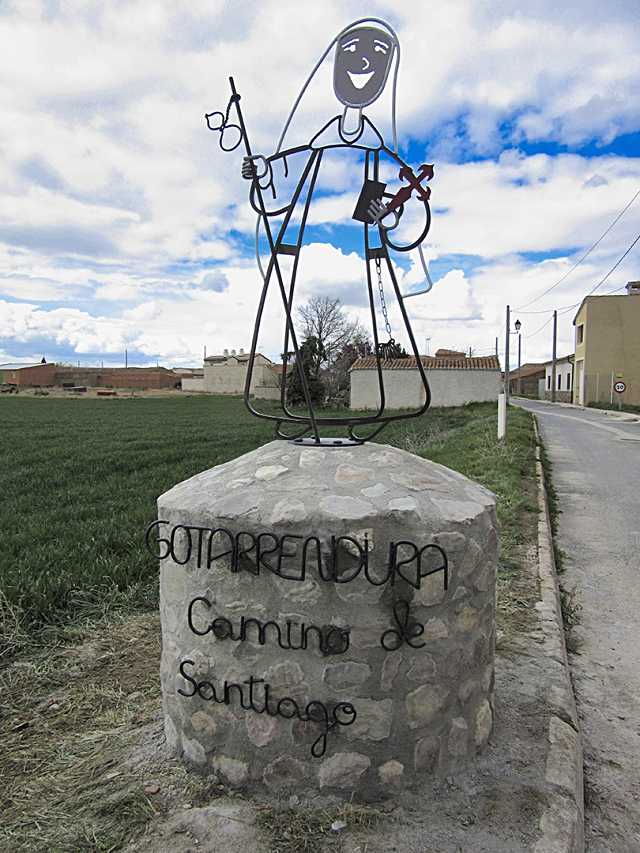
[333,26,395,108]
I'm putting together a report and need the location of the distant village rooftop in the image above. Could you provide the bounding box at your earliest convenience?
[204,348,272,364]
[351,355,501,371]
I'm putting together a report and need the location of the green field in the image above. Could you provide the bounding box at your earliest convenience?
[0,395,536,659]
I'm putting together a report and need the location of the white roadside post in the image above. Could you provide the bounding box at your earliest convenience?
[498,392,506,439]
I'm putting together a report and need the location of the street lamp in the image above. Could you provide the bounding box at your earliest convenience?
[504,308,522,405]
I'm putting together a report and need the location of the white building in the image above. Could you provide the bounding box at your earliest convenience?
[189,349,281,399]
[541,355,573,402]
[350,355,501,410]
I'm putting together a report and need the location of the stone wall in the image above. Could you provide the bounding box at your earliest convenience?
[155,441,498,799]
[542,390,572,403]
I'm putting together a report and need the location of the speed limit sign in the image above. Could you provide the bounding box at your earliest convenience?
[614,381,626,394]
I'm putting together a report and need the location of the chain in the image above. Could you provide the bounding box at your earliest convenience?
[375,257,392,337]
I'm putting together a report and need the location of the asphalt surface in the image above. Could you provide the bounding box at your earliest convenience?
[514,399,640,852]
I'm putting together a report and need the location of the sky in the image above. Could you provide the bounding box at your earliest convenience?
[1,0,639,369]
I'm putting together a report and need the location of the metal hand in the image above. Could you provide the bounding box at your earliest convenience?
[241,155,269,181]
[368,197,401,230]
[368,197,387,222]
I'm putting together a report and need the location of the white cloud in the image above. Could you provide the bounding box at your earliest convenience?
[0,0,639,366]
[200,271,229,292]
[0,274,78,302]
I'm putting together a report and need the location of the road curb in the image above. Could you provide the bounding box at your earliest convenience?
[531,416,585,853]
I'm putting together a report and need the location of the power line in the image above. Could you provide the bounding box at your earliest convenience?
[522,315,553,340]
[516,230,640,322]
[553,230,640,317]
[602,282,633,295]
[557,302,580,316]
[586,231,640,297]
[518,301,580,315]
[507,231,639,364]
[514,188,640,311]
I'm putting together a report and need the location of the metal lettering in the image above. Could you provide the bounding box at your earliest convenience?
[177,659,357,757]
[147,521,448,595]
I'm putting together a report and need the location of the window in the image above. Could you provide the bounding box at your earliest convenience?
[547,375,551,390]
[557,373,562,390]
[577,324,584,344]
[567,372,571,391]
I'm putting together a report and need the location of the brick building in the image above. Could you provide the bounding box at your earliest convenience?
[0,362,56,386]
[506,362,546,397]
[53,366,179,390]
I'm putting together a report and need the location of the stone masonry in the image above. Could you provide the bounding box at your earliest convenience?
[156,441,498,799]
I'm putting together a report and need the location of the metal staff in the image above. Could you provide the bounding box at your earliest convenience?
[207,79,322,442]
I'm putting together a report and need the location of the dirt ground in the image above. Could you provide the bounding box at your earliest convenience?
[7,386,189,399]
[0,535,566,853]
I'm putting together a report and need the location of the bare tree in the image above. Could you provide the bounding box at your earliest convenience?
[297,296,366,376]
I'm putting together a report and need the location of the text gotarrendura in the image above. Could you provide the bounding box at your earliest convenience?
[146,520,448,591]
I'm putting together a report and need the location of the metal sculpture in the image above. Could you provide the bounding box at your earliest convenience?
[206,18,436,445]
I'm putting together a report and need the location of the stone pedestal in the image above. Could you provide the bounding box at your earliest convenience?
[153,441,498,799]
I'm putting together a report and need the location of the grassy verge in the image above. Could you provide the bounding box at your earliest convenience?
[537,425,582,653]
[587,401,640,415]
[538,441,565,574]
[0,613,162,851]
[1,396,537,658]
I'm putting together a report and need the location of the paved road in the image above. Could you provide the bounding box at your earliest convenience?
[514,399,640,852]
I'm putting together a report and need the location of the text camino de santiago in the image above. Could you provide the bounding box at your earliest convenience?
[146,520,448,756]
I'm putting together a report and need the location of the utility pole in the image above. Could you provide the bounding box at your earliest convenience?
[551,310,557,403]
[504,305,511,406]
[517,332,522,396]
[495,337,498,358]
[498,305,511,440]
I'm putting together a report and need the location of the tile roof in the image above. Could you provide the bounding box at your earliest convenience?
[204,353,271,364]
[350,355,500,371]
[506,362,546,380]
[507,356,573,380]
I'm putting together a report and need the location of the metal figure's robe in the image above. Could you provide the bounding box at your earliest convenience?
[245,115,432,442]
